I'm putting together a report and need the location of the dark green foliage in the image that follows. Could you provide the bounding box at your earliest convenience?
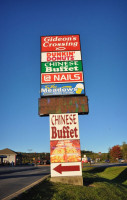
[122,142,127,160]
[81,150,109,161]
[21,152,50,164]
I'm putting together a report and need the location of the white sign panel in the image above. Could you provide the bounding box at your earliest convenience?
[50,113,79,140]
[41,51,81,62]
[51,162,82,177]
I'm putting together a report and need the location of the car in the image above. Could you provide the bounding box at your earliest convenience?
[46,160,50,164]
[105,160,110,163]
[119,159,125,163]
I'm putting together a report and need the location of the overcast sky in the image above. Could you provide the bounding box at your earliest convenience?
[0,0,127,153]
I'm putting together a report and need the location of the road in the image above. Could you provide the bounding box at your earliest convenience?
[0,166,50,200]
[83,162,127,168]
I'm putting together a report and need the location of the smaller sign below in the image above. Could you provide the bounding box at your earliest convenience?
[51,162,82,177]
[41,51,81,62]
[41,60,83,73]
[50,113,79,141]
[41,82,85,96]
[41,72,83,84]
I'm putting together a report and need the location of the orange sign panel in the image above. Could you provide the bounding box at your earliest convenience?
[50,140,81,163]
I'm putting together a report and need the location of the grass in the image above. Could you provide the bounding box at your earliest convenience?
[13,166,127,200]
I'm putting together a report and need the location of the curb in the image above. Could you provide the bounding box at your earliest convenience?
[2,174,50,200]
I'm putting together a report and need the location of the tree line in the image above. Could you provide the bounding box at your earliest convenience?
[17,142,127,164]
[109,142,127,162]
[17,152,50,165]
[82,142,127,162]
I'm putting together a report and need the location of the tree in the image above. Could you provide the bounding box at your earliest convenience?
[122,142,127,160]
[109,145,122,161]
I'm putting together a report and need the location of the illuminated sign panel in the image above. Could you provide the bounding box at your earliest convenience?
[40,35,85,97]
[38,96,89,116]
[50,113,79,141]
[41,51,81,62]
[41,60,83,73]
[41,72,83,84]
[40,35,88,115]
[41,83,85,96]
[41,35,80,52]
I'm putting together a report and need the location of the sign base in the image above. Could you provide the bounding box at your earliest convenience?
[50,176,83,186]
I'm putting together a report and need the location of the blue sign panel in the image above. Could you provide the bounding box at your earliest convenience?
[41,83,85,96]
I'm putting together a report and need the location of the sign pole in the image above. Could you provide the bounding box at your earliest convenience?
[39,34,89,186]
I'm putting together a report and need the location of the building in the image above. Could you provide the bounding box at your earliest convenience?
[0,148,20,165]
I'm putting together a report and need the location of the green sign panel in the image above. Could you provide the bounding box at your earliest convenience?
[41,60,83,73]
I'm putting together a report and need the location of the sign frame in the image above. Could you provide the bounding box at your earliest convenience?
[41,34,81,52]
[51,162,82,177]
[41,82,85,97]
[41,72,84,84]
[40,34,85,99]
[38,96,89,116]
[50,113,80,141]
[41,60,83,73]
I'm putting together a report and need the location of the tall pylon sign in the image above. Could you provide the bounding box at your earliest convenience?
[38,34,89,185]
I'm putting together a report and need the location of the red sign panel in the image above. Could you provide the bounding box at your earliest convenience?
[41,72,83,84]
[41,35,80,52]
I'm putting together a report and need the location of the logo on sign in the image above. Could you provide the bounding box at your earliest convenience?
[44,75,51,82]
[56,47,66,51]
[47,52,75,62]
[41,61,83,73]
[41,35,80,52]
[41,72,83,84]
[41,51,81,62]
[41,83,85,96]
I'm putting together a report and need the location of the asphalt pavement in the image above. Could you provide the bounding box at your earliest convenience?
[83,162,127,168]
[0,165,39,175]
[0,165,50,200]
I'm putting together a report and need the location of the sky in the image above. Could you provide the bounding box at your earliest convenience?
[0,0,127,153]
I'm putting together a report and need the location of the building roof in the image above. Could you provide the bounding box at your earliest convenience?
[0,148,17,155]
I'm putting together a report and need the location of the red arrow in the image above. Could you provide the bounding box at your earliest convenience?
[53,164,80,174]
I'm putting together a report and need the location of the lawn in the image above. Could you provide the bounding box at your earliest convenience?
[13,166,127,200]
